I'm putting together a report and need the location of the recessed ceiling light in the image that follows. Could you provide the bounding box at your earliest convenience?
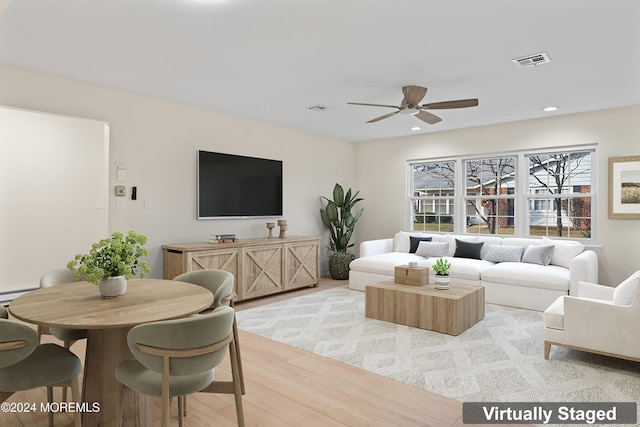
[543,106,558,112]
[411,126,422,131]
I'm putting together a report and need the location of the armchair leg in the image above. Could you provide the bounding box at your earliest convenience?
[544,342,551,360]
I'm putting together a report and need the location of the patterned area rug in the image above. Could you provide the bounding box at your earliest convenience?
[236,286,640,406]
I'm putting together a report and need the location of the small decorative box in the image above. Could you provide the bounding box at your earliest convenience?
[394,265,429,286]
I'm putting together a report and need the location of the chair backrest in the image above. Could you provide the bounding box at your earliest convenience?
[0,319,39,368]
[40,268,80,288]
[174,270,234,308]
[127,306,234,376]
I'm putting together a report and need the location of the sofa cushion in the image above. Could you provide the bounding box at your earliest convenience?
[415,241,448,258]
[612,271,640,306]
[522,244,554,266]
[542,237,585,269]
[446,257,495,281]
[484,245,523,263]
[453,239,484,260]
[482,262,569,291]
[349,252,425,275]
[409,236,432,253]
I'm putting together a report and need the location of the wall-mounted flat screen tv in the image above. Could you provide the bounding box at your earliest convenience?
[197,150,283,219]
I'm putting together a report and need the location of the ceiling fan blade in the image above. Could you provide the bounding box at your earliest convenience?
[421,99,479,110]
[367,110,400,123]
[401,85,428,106]
[415,110,442,125]
[347,102,400,109]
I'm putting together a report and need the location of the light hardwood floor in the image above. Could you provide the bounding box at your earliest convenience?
[2,277,525,426]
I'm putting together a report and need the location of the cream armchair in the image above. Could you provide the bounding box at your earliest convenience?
[544,271,640,362]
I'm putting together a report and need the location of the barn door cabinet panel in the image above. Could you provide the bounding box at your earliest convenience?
[285,241,320,290]
[162,236,320,302]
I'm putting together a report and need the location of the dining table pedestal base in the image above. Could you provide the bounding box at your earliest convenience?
[82,328,151,427]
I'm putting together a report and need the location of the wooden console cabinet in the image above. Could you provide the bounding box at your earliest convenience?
[162,236,320,302]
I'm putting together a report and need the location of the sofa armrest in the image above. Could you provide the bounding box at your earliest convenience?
[576,281,614,301]
[359,238,393,257]
[568,250,598,296]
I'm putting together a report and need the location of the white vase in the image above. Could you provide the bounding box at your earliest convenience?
[98,276,127,298]
[435,274,450,290]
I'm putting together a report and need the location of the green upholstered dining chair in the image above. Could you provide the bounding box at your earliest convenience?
[39,268,89,348]
[39,268,89,403]
[0,319,82,427]
[173,270,245,393]
[115,306,244,427]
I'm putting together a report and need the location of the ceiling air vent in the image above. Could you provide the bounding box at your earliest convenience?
[512,52,551,68]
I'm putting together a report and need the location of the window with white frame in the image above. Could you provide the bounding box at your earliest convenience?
[464,156,516,235]
[411,161,455,233]
[526,151,593,239]
[408,146,595,240]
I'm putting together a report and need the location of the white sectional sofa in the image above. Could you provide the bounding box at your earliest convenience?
[349,231,598,311]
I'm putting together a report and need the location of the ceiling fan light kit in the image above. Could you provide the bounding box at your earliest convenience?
[348,85,478,125]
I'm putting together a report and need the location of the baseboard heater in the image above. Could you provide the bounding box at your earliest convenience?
[1,287,37,306]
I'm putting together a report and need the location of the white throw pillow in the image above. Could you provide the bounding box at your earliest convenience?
[613,271,640,306]
[394,231,428,253]
[542,236,585,269]
[415,241,449,258]
[484,245,523,263]
[521,244,555,266]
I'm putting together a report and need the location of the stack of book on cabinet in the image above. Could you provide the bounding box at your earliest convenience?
[209,233,237,243]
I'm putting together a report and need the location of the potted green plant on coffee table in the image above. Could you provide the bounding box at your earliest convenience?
[432,257,451,290]
[67,230,151,297]
[320,183,364,280]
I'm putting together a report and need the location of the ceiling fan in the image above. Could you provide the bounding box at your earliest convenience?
[348,85,478,124]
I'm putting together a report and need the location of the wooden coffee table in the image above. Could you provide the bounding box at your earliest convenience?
[365,281,484,335]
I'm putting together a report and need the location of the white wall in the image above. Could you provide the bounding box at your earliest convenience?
[0,64,356,280]
[354,106,640,286]
[0,106,108,293]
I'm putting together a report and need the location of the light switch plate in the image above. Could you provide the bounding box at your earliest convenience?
[115,185,126,196]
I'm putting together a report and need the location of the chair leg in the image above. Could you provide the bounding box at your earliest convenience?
[70,376,82,427]
[178,396,184,427]
[544,341,551,359]
[183,394,187,417]
[232,313,245,395]
[47,386,54,427]
[61,340,76,403]
[229,337,245,427]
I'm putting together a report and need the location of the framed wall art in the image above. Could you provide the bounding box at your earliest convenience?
[609,156,640,219]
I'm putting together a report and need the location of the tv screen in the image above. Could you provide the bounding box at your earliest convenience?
[197,150,283,219]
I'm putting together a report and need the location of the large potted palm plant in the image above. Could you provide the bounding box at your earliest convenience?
[320,183,364,280]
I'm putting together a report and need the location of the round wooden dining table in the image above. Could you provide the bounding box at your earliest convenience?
[9,278,214,427]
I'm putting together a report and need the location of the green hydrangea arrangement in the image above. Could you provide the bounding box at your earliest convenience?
[67,230,151,284]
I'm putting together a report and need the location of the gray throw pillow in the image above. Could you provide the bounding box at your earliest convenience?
[416,241,449,258]
[521,245,555,266]
[484,245,523,263]
[409,236,432,253]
